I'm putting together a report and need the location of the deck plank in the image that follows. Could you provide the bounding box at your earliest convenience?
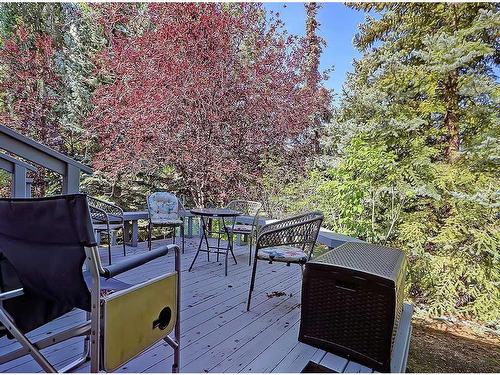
[113,271,301,372]
[238,320,302,373]
[270,342,322,373]
[320,352,349,372]
[344,360,373,373]
[203,297,301,372]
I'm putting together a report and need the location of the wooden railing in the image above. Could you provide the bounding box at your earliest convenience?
[0,125,92,197]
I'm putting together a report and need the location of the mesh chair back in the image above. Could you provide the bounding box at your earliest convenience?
[257,211,324,258]
[226,200,262,216]
[147,192,180,224]
[0,194,96,333]
[87,196,124,223]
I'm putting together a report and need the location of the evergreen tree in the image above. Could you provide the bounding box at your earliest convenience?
[58,3,106,163]
[305,3,499,322]
[304,2,332,154]
[346,3,499,163]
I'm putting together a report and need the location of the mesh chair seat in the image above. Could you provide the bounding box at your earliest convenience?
[93,223,123,231]
[150,219,183,226]
[225,224,254,233]
[257,246,308,263]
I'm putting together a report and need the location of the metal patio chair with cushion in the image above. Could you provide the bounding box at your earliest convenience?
[147,192,185,253]
[247,211,323,311]
[88,196,126,265]
[0,194,181,373]
[224,200,263,265]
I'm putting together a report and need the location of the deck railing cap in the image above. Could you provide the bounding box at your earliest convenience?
[0,151,38,172]
[0,124,92,174]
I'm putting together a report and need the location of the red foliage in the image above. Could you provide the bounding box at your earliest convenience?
[89,3,330,205]
[0,26,62,149]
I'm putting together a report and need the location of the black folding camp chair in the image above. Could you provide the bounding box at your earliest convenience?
[0,194,180,373]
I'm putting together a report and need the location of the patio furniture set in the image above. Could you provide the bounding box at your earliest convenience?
[0,190,331,372]
[0,124,413,373]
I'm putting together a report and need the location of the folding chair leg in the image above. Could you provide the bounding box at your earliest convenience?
[247,259,258,311]
[148,221,152,250]
[248,235,253,266]
[167,243,181,372]
[181,225,185,254]
[122,224,127,257]
[173,345,180,373]
[60,312,91,373]
[58,337,90,373]
[0,309,57,373]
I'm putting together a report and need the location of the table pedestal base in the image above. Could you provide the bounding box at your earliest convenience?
[188,216,237,276]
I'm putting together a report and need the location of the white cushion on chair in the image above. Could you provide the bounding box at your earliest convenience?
[148,192,180,224]
[225,224,254,233]
[257,246,307,263]
[93,223,123,231]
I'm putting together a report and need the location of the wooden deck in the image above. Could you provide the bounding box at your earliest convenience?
[0,237,411,373]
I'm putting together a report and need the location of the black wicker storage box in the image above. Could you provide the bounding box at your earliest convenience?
[299,242,407,372]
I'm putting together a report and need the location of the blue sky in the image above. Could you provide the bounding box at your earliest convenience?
[264,3,366,96]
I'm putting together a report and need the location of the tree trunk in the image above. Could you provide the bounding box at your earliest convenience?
[443,71,460,162]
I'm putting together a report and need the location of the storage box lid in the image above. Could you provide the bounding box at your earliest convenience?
[310,242,405,282]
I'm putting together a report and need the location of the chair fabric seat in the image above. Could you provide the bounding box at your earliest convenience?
[257,246,308,263]
[83,272,131,298]
[93,223,123,231]
[151,219,183,226]
[225,224,255,233]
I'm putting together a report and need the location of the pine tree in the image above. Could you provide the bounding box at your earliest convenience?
[348,3,499,163]
[313,3,499,321]
[304,2,332,154]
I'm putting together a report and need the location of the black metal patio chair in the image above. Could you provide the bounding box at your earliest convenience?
[247,211,323,310]
[224,200,263,265]
[0,194,180,373]
[147,192,185,253]
[88,196,126,265]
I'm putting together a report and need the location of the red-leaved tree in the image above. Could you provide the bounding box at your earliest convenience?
[89,3,330,206]
[0,25,61,147]
[0,25,62,196]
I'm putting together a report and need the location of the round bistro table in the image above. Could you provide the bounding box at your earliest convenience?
[188,208,241,276]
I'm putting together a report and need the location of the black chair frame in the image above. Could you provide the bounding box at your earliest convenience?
[88,196,127,265]
[0,195,181,373]
[247,211,323,311]
[147,193,185,254]
[225,200,263,266]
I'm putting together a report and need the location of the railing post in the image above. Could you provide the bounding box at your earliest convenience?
[62,164,81,194]
[12,164,27,198]
[25,178,33,198]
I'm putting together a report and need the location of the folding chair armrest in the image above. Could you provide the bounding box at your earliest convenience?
[102,244,177,278]
[0,288,23,301]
